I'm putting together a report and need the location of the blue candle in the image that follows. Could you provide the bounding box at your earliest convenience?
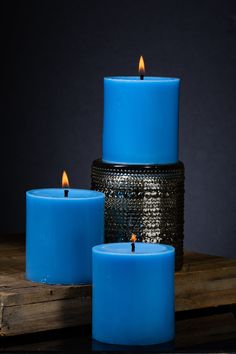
[26,188,104,284]
[92,242,175,346]
[102,76,180,164]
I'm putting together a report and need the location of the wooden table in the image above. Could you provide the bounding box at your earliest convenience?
[0,235,236,351]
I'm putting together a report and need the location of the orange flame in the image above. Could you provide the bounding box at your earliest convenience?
[138,56,145,76]
[62,170,70,188]
[130,234,137,243]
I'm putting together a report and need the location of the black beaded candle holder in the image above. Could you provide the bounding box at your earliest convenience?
[91,159,184,270]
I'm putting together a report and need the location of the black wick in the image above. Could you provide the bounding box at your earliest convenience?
[131,242,135,252]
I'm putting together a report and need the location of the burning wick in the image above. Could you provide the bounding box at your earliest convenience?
[139,55,145,80]
[62,170,70,198]
[130,234,137,253]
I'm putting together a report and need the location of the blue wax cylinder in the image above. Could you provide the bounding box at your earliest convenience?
[26,189,105,285]
[102,77,180,165]
[92,243,175,346]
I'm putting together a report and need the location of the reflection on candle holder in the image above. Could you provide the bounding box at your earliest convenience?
[91,159,185,270]
[92,339,175,352]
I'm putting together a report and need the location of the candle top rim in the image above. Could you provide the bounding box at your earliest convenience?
[105,76,180,82]
[26,188,104,200]
[93,242,175,256]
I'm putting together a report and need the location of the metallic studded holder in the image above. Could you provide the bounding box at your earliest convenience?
[91,159,185,270]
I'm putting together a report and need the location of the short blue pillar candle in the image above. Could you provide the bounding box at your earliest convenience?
[26,189,105,285]
[102,77,180,165]
[92,243,175,346]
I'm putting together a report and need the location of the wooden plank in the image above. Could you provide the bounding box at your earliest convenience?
[181,252,236,271]
[175,253,236,311]
[1,296,91,336]
[176,288,236,312]
[0,235,236,336]
[0,284,91,306]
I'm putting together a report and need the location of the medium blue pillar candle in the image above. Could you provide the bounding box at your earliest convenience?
[26,189,104,285]
[92,243,175,346]
[102,77,180,164]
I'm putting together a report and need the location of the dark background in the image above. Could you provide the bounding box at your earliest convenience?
[1,0,236,258]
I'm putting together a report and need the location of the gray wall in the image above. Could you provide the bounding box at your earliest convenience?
[2,0,236,258]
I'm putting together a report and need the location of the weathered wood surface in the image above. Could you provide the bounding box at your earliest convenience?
[176,252,236,311]
[0,235,236,336]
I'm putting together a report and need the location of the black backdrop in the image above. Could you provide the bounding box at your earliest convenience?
[2,0,236,258]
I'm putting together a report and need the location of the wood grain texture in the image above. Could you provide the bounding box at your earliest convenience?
[0,235,236,336]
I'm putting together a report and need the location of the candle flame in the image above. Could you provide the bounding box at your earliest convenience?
[130,234,137,243]
[62,170,70,188]
[138,56,145,76]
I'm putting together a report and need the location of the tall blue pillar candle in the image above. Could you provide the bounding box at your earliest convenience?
[92,243,175,346]
[102,77,180,164]
[26,189,105,284]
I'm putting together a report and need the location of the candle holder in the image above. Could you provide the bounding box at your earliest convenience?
[91,159,184,270]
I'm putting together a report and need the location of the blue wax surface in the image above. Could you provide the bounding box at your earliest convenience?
[102,77,180,165]
[26,189,104,285]
[92,243,175,346]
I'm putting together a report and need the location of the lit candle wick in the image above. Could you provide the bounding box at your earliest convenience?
[138,55,145,81]
[62,170,70,198]
[130,234,137,253]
